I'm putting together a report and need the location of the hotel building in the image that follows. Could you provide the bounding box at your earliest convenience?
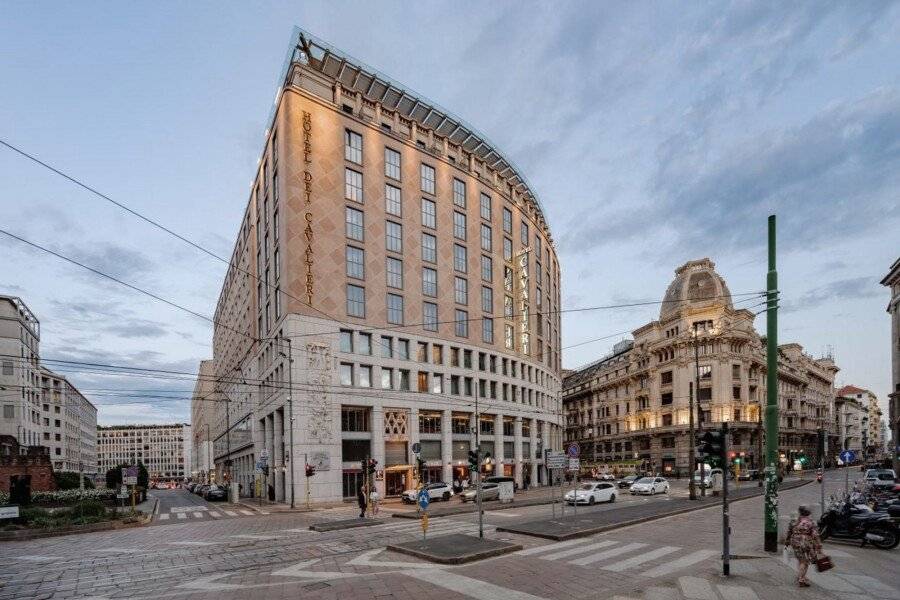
[563,259,838,475]
[205,28,563,503]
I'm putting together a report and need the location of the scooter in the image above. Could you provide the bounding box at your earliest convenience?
[818,501,900,549]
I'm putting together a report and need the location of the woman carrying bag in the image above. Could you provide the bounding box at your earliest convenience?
[785,505,830,587]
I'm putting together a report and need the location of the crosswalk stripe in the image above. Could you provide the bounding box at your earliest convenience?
[678,576,717,600]
[643,550,718,578]
[192,512,203,518]
[569,542,647,566]
[177,513,187,520]
[224,510,237,516]
[208,511,220,518]
[158,513,170,520]
[516,538,585,556]
[240,510,253,515]
[542,540,618,561]
[717,584,760,600]
[602,546,680,572]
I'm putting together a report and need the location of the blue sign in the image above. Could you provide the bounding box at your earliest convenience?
[417,489,430,510]
[566,443,580,458]
[840,450,856,464]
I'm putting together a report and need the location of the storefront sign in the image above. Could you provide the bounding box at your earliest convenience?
[302,110,315,304]
[516,247,531,354]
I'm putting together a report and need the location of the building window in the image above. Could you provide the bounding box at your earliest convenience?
[340,363,353,386]
[386,257,403,289]
[422,233,437,263]
[423,302,438,331]
[380,336,393,358]
[503,237,512,261]
[481,255,493,282]
[359,365,372,388]
[345,168,363,203]
[482,317,494,344]
[419,413,442,433]
[385,184,402,216]
[432,344,443,364]
[420,163,435,194]
[520,221,529,246]
[421,198,436,229]
[454,276,468,305]
[399,369,410,390]
[502,207,512,234]
[504,266,513,291]
[504,295,514,317]
[661,371,673,385]
[346,246,365,279]
[398,339,410,360]
[481,286,493,313]
[385,147,401,180]
[455,310,469,337]
[341,406,370,431]
[346,284,365,317]
[422,267,438,297]
[699,365,712,379]
[453,244,467,272]
[480,193,491,221]
[387,293,404,325]
[431,374,444,394]
[661,392,673,405]
[453,178,466,207]
[345,129,362,164]
[505,324,514,349]
[480,224,492,251]
[346,207,364,241]
[417,371,429,393]
[358,332,372,355]
[386,221,403,252]
[340,330,353,353]
[733,386,741,400]
[381,368,393,389]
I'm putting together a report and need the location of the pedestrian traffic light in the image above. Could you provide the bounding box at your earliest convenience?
[305,464,316,477]
[697,430,725,460]
[468,449,479,471]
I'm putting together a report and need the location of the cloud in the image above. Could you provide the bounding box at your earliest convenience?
[59,242,156,280]
[47,298,171,340]
[783,276,881,313]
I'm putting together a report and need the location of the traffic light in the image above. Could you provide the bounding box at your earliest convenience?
[416,455,426,473]
[367,458,377,475]
[468,449,479,471]
[697,430,725,460]
[305,464,316,477]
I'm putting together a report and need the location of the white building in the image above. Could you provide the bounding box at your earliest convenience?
[40,367,97,475]
[97,424,191,482]
[190,360,216,482]
[0,295,42,448]
[834,392,867,456]
[881,258,900,472]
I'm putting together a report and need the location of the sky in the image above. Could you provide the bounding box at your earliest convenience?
[1,2,898,426]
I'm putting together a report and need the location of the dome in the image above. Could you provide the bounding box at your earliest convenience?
[660,258,732,320]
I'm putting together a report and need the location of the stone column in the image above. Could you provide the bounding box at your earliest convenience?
[274,410,284,502]
[513,416,523,487]
[494,413,505,475]
[441,410,452,483]
[265,413,275,500]
[530,419,539,485]
[409,407,420,483]
[371,402,385,498]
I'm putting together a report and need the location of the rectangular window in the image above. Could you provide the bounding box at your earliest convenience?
[386,221,403,252]
[422,233,437,263]
[502,207,512,234]
[482,317,494,344]
[453,178,466,207]
[380,336,393,358]
[432,344,443,364]
[340,363,353,386]
[505,324,514,349]
[423,302,438,331]
[453,211,466,239]
[661,392,673,405]
[340,330,353,353]
[387,293,404,325]
[421,198,436,229]
[385,147,401,180]
[399,369,410,390]
[481,255,492,282]
[346,246,364,279]
[534,235,542,258]
[503,237,512,261]
[346,207,364,241]
[386,257,403,289]
[422,267,438,297]
[480,193,491,221]
[420,163,435,194]
[398,339,409,360]
[432,374,443,394]
[454,276,468,305]
[359,365,372,388]
[346,284,365,317]
[520,221,529,246]
[504,295,514,317]
[359,332,372,355]
[453,244,467,272]
[381,368,393,389]
[345,129,362,164]
[345,168,363,203]
[455,310,469,337]
[385,184,402,216]
[480,224,492,251]
[661,371,673,385]
[481,286,493,313]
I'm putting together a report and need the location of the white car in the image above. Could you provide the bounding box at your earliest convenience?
[864,469,896,489]
[564,482,617,505]
[401,481,453,504]
[630,477,669,495]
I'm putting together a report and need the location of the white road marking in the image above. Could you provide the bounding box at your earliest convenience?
[405,569,549,600]
[239,510,254,515]
[177,512,187,520]
[230,533,277,540]
[92,547,140,554]
[542,540,618,561]
[271,558,355,580]
[603,546,679,572]
[642,550,718,578]
[179,573,245,590]
[487,511,521,517]
[678,576,718,600]
[192,512,203,518]
[346,548,434,569]
[223,510,237,516]
[158,513,170,520]
[569,542,647,566]
[716,584,760,600]
[208,511,220,517]
[515,538,584,556]
[15,555,63,561]
[837,574,899,598]
[169,541,216,546]
[169,505,208,513]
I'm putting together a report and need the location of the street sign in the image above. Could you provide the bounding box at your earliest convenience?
[0,505,20,519]
[840,449,856,464]
[260,448,269,460]
[568,458,580,471]
[417,489,430,510]
[546,452,567,469]
[566,443,580,458]
[412,442,421,454]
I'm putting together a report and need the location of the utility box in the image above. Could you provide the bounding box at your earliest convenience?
[229,482,240,504]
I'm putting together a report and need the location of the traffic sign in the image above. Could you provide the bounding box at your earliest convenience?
[840,449,856,464]
[568,458,580,471]
[0,505,20,519]
[417,489,430,510]
[546,451,567,469]
[566,443,580,458]
[412,442,421,454]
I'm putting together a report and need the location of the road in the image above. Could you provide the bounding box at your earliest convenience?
[0,472,896,600]
[149,489,262,526]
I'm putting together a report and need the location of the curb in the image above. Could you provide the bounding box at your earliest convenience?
[391,497,558,520]
[496,480,813,540]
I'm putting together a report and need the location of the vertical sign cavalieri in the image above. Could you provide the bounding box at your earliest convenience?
[302,110,314,304]
[517,247,531,355]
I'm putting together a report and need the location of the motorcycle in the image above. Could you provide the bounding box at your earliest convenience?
[818,501,900,549]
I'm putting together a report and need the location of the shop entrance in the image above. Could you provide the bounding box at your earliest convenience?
[385,471,408,496]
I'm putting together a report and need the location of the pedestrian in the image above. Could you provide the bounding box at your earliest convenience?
[462,477,469,490]
[370,488,381,515]
[785,505,823,587]
[357,483,368,518]
[453,478,461,494]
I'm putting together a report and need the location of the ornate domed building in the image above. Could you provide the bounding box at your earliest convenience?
[563,258,839,476]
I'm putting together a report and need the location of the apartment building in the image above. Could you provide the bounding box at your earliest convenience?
[97,424,191,482]
[833,392,867,456]
[0,295,42,448]
[836,385,883,458]
[39,367,97,475]
[881,257,900,472]
[190,360,216,482]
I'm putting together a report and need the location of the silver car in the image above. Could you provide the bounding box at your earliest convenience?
[460,482,500,502]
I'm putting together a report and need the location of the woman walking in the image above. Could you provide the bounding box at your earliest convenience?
[785,505,823,587]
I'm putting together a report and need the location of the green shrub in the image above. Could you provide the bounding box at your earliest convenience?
[72,499,106,518]
[16,506,51,524]
[53,472,95,490]
[30,489,116,504]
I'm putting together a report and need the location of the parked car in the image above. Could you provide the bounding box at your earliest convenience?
[401,482,453,504]
[737,469,759,481]
[197,485,211,497]
[865,469,897,489]
[460,482,500,502]
[630,477,669,495]
[565,482,617,505]
[204,485,227,501]
[483,476,517,490]
[617,475,639,489]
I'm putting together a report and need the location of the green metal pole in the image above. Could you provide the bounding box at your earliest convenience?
[764,215,779,552]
